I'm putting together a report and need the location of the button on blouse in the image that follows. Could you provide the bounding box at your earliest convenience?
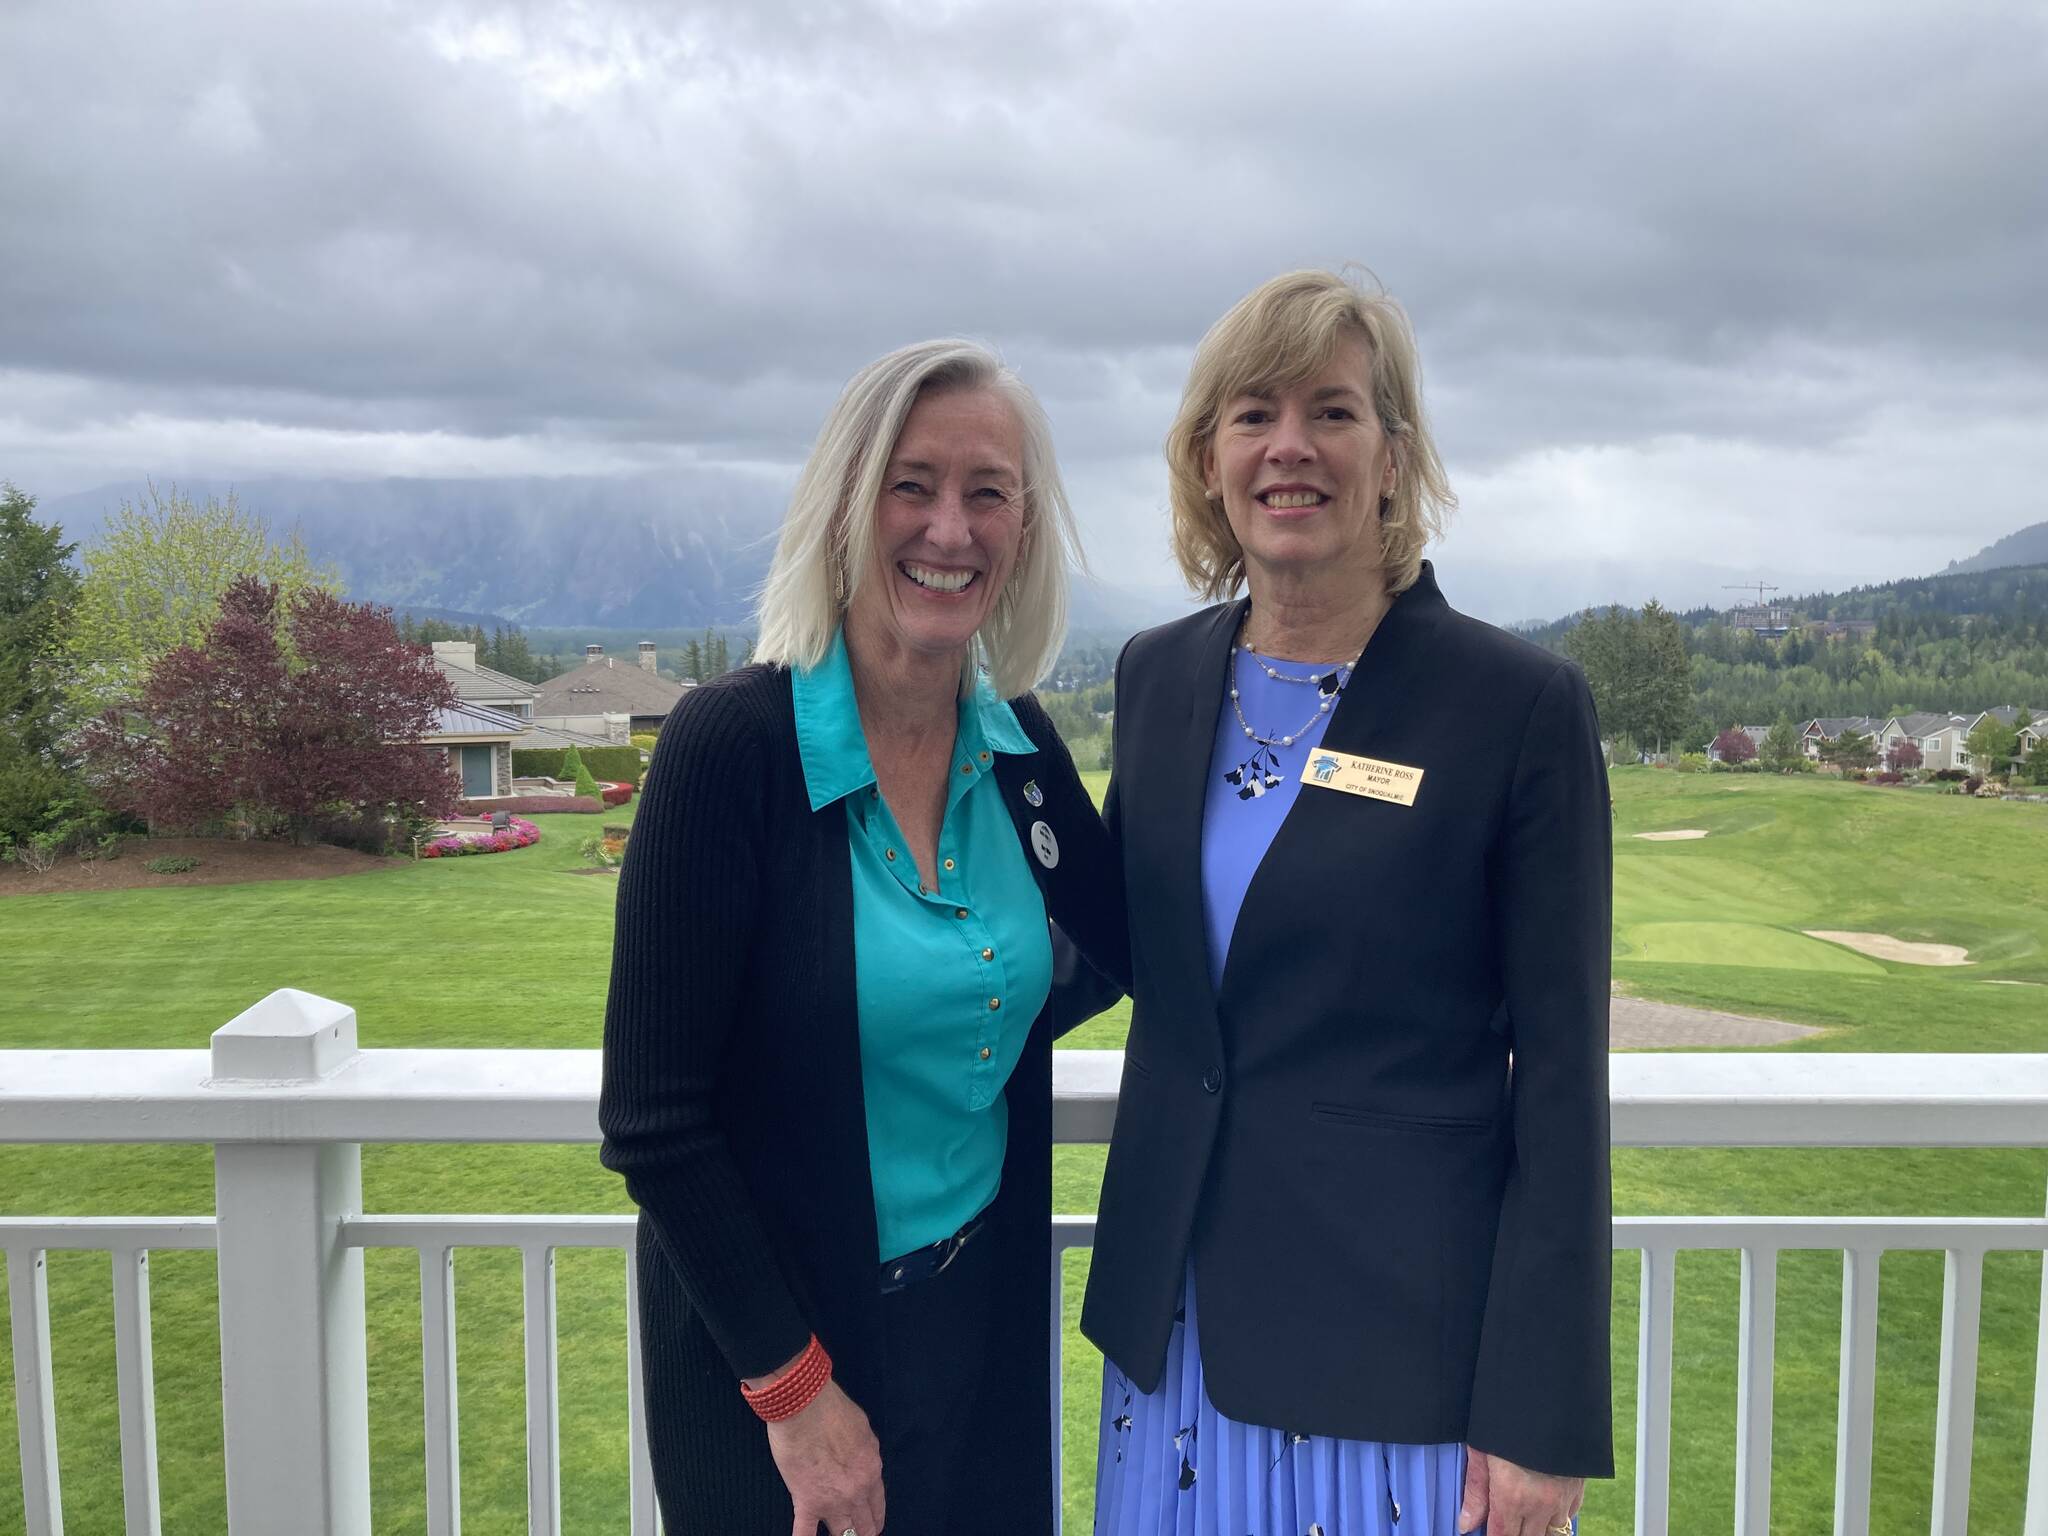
[792,629,1052,1261]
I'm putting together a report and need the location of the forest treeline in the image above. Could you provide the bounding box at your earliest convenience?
[1525,564,2048,744]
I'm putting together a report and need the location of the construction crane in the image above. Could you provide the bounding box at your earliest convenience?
[1724,582,1780,607]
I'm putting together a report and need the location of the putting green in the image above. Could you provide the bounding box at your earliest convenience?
[1617,920,1887,973]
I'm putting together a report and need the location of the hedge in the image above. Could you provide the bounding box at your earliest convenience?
[459,795,605,815]
[512,746,645,787]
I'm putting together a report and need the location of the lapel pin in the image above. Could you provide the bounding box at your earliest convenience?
[1022,780,1042,807]
[1030,820,1059,869]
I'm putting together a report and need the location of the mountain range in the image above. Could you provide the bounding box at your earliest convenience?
[38,476,1191,635]
[1946,521,2048,576]
[37,478,2046,638]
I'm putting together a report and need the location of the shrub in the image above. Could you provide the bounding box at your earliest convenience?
[459,795,603,815]
[2,830,64,873]
[579,833,628,868]
[144,854,200,874]
[1934,768,1969,783]
[1963,776,1985,795]
[599,781,633,807]
[1675,753,1707,774]
[512,745,645,787]
[1869,771,1904,786]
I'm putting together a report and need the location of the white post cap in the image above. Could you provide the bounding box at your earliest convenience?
[210,989,360,1082]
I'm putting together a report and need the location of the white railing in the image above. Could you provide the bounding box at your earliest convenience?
[9,989,2048,1535]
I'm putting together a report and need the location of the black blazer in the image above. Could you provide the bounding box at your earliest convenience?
[598,664,1127,1534]
[1079,562,1614,1478]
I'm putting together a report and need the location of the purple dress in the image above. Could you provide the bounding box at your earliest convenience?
[1092,647,1471,1536]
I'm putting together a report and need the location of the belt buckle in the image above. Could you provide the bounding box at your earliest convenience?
[930,1216,982,1279]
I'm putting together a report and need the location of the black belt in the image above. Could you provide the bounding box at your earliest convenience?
[878,1214,985,1295]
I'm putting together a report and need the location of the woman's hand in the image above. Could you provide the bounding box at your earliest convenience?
[763,1377,886,1536]
[1458,1446,1584,1535]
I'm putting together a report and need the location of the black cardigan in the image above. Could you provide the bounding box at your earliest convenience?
[1080,563,1615,1478]
[599,662,1128,1535]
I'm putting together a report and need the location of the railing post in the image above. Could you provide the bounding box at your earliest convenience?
[209,989,372,1536]
[2026,1179,2048,1536]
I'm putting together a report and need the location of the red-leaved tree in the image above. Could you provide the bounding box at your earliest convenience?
[1887,739,1923,773]
[79,577,461,843]
[1711,727,1757,765]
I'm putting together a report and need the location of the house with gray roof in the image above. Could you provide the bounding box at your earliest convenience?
[1875,712,1968,771]
[1955,706,2042,775]
[1798,716,1885,762]
[431,642,538,718]
[426,701,527,799]
[533,643,691,741]
[1708,724,1772,763]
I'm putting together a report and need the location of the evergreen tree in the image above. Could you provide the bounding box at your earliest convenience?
[1761,711,1806,772]
[0,485,85,847]
[1634,600,1696,756]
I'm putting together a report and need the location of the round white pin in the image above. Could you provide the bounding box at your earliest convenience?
[1030,820,1059,869]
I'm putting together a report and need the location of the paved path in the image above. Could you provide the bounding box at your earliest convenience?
[1610,996,1822,1049]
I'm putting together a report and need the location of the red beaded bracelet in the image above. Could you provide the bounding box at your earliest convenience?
[739,1334,833,1422]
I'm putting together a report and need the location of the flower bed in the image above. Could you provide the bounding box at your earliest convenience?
[421,817,541,859]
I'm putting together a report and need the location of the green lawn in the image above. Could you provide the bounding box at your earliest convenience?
[4,774,2048,1532]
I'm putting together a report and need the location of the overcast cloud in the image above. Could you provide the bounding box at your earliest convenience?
[4,0,2045,621]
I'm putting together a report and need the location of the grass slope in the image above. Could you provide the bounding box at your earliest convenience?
[3,775,2047,1532]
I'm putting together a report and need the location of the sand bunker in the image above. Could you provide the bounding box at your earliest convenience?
[1635,829,1711,841]
[1984,980,2045,987]
[1804,931,1973,966]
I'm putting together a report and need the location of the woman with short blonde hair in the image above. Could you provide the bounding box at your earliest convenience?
[603,337,1125,1535]
[1165,269,1454,602]
[1085,269,1612,1536]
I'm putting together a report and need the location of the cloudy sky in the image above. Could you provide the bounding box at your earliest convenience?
[3,0,2045,623]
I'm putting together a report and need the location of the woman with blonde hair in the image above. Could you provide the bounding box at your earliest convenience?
[1084,271,1612,1536]
[601,338,1126,1535]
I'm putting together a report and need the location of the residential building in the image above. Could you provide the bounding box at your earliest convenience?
[426,701,526,798]
[1798,716,1884,762]
[533,644,691,740]
[1876,713,1972,771]
[1708,724,1772,763]
[430,642,539,720]
[1955,706,2042,774]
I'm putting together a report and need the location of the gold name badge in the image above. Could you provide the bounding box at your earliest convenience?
[1299,747,1424,806]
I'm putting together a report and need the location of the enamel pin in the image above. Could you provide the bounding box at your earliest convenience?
[1022,780,1043,807]
[1302,748,1424,807]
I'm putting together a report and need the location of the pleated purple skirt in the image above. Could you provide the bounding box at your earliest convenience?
[1093,1266,1467,1536]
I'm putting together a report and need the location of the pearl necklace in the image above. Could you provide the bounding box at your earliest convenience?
[1219,623,1360,800]
[1227,630,1356,749]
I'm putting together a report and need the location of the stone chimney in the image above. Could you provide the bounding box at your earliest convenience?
[638,640,657,673]
[431,641,477,670]
[585,644,603,660]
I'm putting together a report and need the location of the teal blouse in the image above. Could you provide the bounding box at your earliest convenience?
[791,630,1053,1261]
